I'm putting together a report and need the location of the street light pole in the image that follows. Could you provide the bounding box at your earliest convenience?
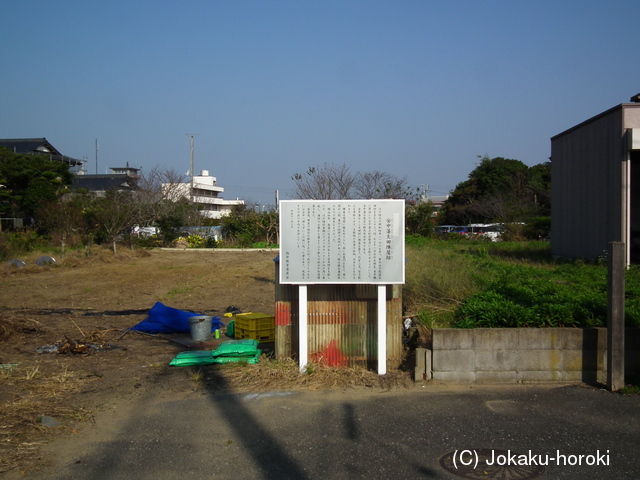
[186,134,198,203]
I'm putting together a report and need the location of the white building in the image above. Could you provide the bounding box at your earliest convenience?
[163,170,244,219]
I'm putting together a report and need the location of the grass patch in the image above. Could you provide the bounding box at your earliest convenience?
[619,384,640,394]
[164,286,194,297]
[404,239,640,329]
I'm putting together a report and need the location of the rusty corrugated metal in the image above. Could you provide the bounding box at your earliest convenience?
[274,260,403,368]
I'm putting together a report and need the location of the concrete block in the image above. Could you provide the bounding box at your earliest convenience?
[476,350,518,371]
[517,370,565,382]
[560,350,583,371]
[433,329,474,350]
[558,328,583,349]
[518,349,562,371]
[433,371,476,383]
[474,328,518,349]
[518,329,558,349]
[432,349,475,372]
[475,371,518,383]
[581,350,599,371]
[414,348,432,381]
[557,370,583,382]
[582,328,604,351]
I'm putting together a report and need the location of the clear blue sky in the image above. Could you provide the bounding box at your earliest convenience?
[2,1,638,206]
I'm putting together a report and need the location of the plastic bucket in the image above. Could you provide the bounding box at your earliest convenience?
[188,315,212,342]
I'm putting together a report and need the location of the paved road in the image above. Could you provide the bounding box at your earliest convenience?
[39,381,640,480]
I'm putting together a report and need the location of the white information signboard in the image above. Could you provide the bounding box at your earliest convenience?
[279,199,405,285]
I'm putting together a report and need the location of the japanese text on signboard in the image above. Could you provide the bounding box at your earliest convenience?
[279,200,404,284]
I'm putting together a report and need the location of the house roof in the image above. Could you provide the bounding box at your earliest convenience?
[71,174,138,192]
[0,137,83,166]
[550,103,640,141]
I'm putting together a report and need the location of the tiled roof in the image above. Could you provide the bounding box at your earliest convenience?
[0,137,82,165]
[71,175,138,192]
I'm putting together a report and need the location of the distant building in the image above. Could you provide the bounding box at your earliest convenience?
[551,94,640,264]
[0,137,84,172]
[163,170,244,219]
[71,164,140,196]
[423,195,449,216]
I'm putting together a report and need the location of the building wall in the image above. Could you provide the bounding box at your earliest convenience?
[551,106,625,261]
[551,103,640,262]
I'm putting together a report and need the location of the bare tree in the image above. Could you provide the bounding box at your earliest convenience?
[291,163,414,201]
[353,171,410,199]
[135,167,188,223]
[291,163,356,199]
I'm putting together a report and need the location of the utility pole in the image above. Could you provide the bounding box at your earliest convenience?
[186,134,198,203]
[420,184,429,203]
[95,139,99,175]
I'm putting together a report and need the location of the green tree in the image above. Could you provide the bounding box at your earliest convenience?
[405,201,435,237]
[220,206,279,247]
[37,195,90,250]
[85,191,138,253]
[0,147,73,219]
[440,156,550,225]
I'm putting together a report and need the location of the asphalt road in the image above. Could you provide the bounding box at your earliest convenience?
[40,381,640,480]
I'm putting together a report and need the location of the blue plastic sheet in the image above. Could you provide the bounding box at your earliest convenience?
[131,302,224,334]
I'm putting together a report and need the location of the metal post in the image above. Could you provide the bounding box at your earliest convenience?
[187,135,195,203]
[378,285,387,375]
[299,285,308,373]
[607,241,625,391]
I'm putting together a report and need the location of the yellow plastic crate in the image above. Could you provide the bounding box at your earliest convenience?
[234,313,275,342]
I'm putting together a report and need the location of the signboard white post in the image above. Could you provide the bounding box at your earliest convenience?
[279,200,405,375]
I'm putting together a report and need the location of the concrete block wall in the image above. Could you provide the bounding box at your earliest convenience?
[428,328,640,384]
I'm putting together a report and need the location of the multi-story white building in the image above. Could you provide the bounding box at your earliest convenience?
[163,170,244,219]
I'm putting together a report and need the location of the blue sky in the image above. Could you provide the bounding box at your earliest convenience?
[2,1,639,206]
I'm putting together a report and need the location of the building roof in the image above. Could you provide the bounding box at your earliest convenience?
[71,174,137,192]
[551,102,640,141]
[0,137,83,166]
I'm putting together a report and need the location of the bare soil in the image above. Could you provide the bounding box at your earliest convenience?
[0,248,279,476]
[0,247,413,477]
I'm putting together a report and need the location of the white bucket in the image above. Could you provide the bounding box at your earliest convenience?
[188,315,212,342]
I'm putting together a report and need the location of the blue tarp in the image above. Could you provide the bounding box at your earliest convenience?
[131,302,224,334]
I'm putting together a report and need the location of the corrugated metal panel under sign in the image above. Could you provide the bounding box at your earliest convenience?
[275,259,403,369]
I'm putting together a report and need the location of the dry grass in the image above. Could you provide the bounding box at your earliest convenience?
[0,315,46,349]
[0,363,96,474]
[0,247,415,475]
[210,357,413,392]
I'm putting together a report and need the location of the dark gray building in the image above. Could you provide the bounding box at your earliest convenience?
[551,95,640,263]
[0,137,83,172]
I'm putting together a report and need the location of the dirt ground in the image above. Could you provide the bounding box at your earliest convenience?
[0,248,281,476]
[0,247,413,477]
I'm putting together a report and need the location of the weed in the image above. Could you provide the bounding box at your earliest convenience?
[619,384,640,394]
[189,369,204,382]
[25,366,40,380]
[165,286,194,297]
